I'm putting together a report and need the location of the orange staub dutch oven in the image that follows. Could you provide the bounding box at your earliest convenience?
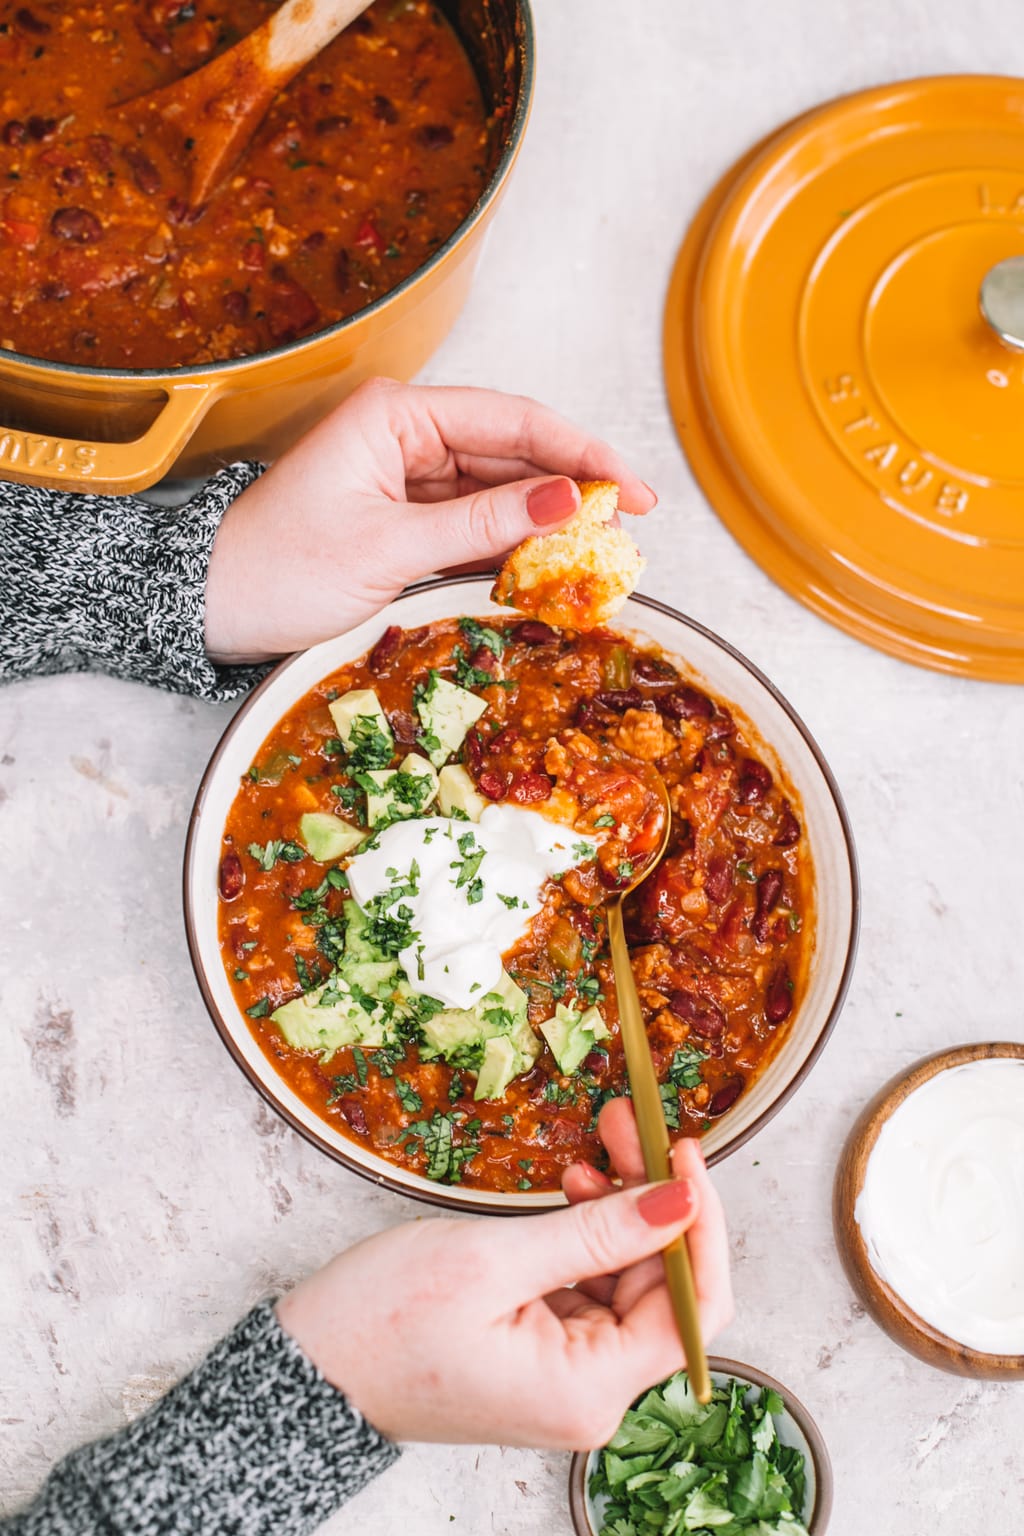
[0,0,533,496]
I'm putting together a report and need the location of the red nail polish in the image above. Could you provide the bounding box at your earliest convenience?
[637,1178,695,1227]
[527,478,579,525]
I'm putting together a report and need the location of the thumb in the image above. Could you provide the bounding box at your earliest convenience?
[401,475,581,575]
[484,1177,699,1305]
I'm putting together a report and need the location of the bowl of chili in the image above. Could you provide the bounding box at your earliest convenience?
[184,575,858,1211]
[0,0,533,494]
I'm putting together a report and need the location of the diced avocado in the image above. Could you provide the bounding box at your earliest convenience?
[363,753,439,828]
[540,1002,610,1075]
[272,979,390,1060]
[299,811,366,862]
[415,969,540,1096]
[328,688,394,765]
[437,763,487,823]
[474,1035,519,1100]
[416,673,487,767]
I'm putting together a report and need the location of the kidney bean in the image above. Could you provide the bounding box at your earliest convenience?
[16,7,50,33]
[736,757,773,805]
[515,620,559,646]
[50,207,102,242]
[222,289,249,322]
[593,687,646,712]
[477,770,508,801]
[704,709,735,742]
[372,94,399,124]
[417,124,454,149]
[27,116,57,142]
[632,656,679,685]
[581,1050,607,1074]
[667,989,726,1039]
[508,771,553,805]
[752,868,783,942]
[489,726,519,751]
[462,728,484,774]
[336,1097,368,1135]
[123,146,161,195]
[315,114,350,135]
[388,710,418,747]
[708,1078,743,1116]
[704,855,733,904]
[219,852,244,902]
[60,165,85,187]
[334,248,350,293]
[773,805,801,847]
[352,13,374,32]
[2,121,26,147]
[39,280,69,301]
[469,644,496,675]
[368,624,402,674]
[300,230,326,254]
[267,277,319,342]
[661,685,714,721]
[764,965,793,1025]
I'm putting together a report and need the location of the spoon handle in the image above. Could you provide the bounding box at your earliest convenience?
[265,0,376,80]
[606,897,711,1403]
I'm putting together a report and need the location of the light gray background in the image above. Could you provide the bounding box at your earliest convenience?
[3,2,1023,1531]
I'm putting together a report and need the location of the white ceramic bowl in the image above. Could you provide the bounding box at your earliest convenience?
[184,575,858,1212]
[567,1359,833,1534]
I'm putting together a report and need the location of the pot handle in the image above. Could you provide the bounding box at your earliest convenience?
[0,380,219,496]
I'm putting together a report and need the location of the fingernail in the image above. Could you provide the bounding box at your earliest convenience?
[527,477,580,526]
[637,1178,696,1227]
[641,480,658,506]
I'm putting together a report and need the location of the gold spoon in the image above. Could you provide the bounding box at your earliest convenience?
[604,771,712,1404]
[123,0,374,210]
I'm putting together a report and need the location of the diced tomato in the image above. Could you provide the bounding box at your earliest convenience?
[355,216,386,253]
[1,218,40,247]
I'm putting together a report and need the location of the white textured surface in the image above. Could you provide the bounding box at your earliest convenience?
[3,2,1024,1531]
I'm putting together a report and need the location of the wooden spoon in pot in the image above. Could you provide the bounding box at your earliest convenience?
[604,768,712,1404]
[125,0,374,209]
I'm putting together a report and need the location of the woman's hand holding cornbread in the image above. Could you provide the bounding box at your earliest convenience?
[204,378,654,664]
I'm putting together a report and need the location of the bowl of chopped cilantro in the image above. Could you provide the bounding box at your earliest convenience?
[568,1361,832,1535]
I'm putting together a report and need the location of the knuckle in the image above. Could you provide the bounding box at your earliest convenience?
[573,1199,623,1277]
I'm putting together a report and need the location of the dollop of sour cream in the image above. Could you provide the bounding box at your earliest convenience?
[854,1058,1024,1354]
[345,805,596,1010]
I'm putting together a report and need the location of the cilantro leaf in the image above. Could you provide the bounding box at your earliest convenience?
[458,616,507,657]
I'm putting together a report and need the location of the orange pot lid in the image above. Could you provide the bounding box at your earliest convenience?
[664,75,1024,681]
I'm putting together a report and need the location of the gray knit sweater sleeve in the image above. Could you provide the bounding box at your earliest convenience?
[3,1301,400,1535]
[0,466,269,701]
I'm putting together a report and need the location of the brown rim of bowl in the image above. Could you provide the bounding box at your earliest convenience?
[567,1356,834,1535]
[182,574,860,1213]
[1,1,535,383]
[833,1041,1024,1378]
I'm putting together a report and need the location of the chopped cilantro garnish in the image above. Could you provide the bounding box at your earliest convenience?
[294,954,321,993]
[668,1043,709,1090]
[452,646,503,691]
[247,839,305,871]
[352,1047,369,1086]
[241,940,258,952]
[517,1178,532,1191]
[616,859,635,882]
[571,839,595,861]
[497,892,523,910]
[660,1081,681,1130]
[395,1077,423,1114]
[787,910,802,933]
[346,714,394,772]
[543,1079,575,1106]
[737,860,756,882]
[322,736,345,756]
[594,813,616,829]
[233,968,248,982]
[577,974,604,1006]
[403,1110,479,1183]
[458,616,507,657]
[245,997,270,1018]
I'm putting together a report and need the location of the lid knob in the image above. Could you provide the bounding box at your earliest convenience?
[979,257,1024,352]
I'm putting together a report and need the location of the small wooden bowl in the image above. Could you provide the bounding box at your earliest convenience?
[834,1041,1024,1380]
[567,1358,833,1535]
